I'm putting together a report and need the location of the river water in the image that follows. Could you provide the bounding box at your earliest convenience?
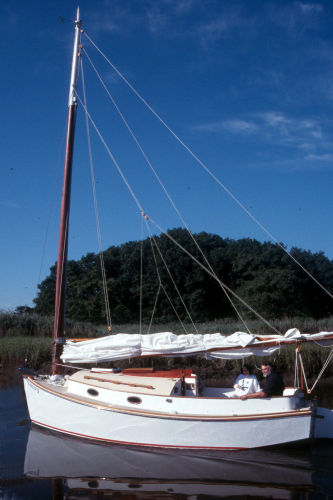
[1,371,333,499]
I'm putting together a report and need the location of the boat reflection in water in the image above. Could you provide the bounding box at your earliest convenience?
[24,425,322,499]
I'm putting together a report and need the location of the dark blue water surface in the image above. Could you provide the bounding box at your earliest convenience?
[2,372,333,499]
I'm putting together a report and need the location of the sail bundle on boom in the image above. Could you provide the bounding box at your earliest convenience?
[60,329,333,363]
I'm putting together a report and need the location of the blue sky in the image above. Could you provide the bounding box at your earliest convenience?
[1,0,333,310]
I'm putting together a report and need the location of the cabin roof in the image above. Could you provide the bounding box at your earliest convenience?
[68,369,180,396]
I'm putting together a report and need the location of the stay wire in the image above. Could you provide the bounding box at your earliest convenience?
[147,216,282,335]
[139,216,144,335]
[310,348,333,393]
[147,222,198,334]
[73,86,280,335]
[81,45,250,334]
[83,30,333,303]
[80,57,112,331]
[145,221,191,334]
[24,119,67,367]
[147,283,161,335]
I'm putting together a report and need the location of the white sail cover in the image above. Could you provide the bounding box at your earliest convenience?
[61,329,333,364]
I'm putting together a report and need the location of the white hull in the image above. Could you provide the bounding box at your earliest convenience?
[23,374,313,449]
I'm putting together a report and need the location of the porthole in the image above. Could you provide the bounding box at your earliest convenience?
[88,480,99,488]
[87,388,99,397]
[127,396,142,404]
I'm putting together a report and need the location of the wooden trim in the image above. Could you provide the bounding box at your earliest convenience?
[84,375,155,390]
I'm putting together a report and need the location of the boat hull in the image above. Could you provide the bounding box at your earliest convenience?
[23,376,313,449]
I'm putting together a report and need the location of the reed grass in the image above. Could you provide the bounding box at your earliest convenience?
[1,311,333,338]
[0,311,105,338]
[2,333,333,384]
[0,336,50,369]
[1,312,333,381]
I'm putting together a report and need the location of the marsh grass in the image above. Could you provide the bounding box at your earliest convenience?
[0,336,50,369]
[1,313,333,382]
[2,331,333,386]
[0,311,105,338]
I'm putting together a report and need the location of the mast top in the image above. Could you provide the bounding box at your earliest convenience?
[68,7,81,107]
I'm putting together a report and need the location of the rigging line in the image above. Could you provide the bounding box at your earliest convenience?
[79,82,191,333]
[139,215,144,335]
[145,221,190,334]
[148,216,282,335]
[294,350,299,389]
[53,209,70,371]
[83,31,333,302]
[74,91,144,215]
[148,283,161,335]
[310,348,333,393]
[74,89,273,332]
[298,352,309,393]
[37,126,67,288]
[76,86,278,332]
[82,46,250,335]
[80,58,112,331]
[313,340,333,348]
[145,219,199,334]
[25,121,67,365]
[158,280,190,334]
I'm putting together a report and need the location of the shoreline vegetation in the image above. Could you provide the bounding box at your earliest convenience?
[33,231,333,325]
[1,311,333,387]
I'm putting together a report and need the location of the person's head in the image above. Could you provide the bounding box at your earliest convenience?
[242,364,252,375]
[261,362,273,377]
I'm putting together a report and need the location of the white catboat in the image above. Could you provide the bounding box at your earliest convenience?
[23,9,333,450]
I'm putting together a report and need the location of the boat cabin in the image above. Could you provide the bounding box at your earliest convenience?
[67,367,199,397]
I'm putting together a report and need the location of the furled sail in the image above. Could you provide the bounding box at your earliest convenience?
[60,329,333,364]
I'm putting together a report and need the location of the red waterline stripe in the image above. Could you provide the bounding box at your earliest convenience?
[31,419,244,451]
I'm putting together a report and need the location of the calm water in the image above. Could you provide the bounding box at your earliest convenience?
[1,372,333,499]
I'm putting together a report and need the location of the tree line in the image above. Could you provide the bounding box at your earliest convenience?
[33,228,333,325]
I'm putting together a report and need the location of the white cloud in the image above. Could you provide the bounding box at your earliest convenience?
[192,111,332,165]
[0,200,20,208]
[192,119,258,134]
[296,2,323,15]
[147,6,168,34]
[195,18,229,42]
[259,112,323,142]
[305,152,333,161]
[173,0,197,15]
[261,112,291,127]
[194,112,323,143]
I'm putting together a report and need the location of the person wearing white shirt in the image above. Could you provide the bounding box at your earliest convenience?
[229,364,260,397]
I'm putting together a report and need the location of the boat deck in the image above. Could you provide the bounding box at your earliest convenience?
[69,369,180,396]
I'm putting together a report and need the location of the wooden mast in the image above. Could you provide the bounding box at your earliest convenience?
[52,8,81,375]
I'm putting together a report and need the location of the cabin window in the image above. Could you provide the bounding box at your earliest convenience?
[127,396,142,405]
[88,481,99,489]
[87,388,99,397]
[185,383,195,390]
